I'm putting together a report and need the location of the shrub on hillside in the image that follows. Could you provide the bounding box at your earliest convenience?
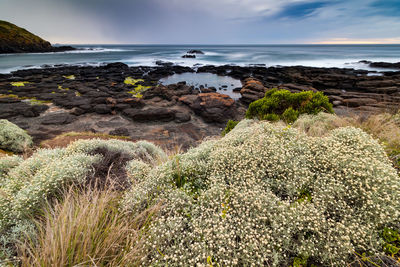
[245,89,333,123]
[0,120,33,153]
[0,138,165,261]
[123,120,400,266]
[66,139,166,164]
[0,156,22,185]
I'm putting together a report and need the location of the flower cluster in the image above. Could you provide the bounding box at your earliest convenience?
[0,119,33,153]
[66,139,166,163]
[123,120,400,266]
[0,138,165,261]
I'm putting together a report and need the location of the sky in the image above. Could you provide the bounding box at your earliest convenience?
[1,0,400,44]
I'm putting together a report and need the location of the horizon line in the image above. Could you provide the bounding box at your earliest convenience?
[54,43,400,46]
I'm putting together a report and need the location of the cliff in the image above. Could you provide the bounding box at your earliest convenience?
[0,20,75,53]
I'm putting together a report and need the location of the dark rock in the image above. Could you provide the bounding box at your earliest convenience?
[175,112,191,123]
[41,113,76,125]
[94,104,112,114]
[187,50,204,54]
[155,60,174,67]
[123,107,176,122]
[179,93,236,123]
[240,78,266,104]
[342,98,378,107]
[367,61,400,69]
[31,104,49,116]
[110,127,130,136]
[70,107,85,116]
[201,87,217,93]
[104,62,129,69]
[182,54,196,58]
[121,98,145,108]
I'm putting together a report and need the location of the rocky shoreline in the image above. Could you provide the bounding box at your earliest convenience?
[1,63,399,149]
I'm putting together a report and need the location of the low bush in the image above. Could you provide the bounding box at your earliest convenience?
[245,89,333,123]
[0,138,165,262]
[0,120,33,153]
[123,120,400,266]
[294,112,400,169]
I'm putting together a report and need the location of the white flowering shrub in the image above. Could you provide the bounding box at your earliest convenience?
[293,112,352,136]
[0,120,33,153]
[126,159,152,184]
[0,156,22,185]
[0,138,166,261]
[66,139,166,164]
[123,120,400,266]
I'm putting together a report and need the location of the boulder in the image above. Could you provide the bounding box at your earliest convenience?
[110,127,130,136]
[179,93,236,123]
[41,113,76,125]
[240,78,266,104]
[182,54,196,58]
[122,107,176,122]
[342,98,378,107]
[175,112,191,123]
[187,50,204,54]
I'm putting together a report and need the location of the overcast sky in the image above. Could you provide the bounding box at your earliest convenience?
[1,0,400,44]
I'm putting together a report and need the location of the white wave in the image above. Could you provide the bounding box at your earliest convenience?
[204,51,222,56]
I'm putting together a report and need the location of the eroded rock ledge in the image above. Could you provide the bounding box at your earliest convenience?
[0,63,399,149]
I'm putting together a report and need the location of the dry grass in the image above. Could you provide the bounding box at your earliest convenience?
[17,184,161,267]
[294,111,400,166]
[40,132,132,149]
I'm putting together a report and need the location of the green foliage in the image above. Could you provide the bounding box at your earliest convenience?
[293,255,308,267]
[123,119,400,266]
[10,82,29,87]
[124,77,151,98]
[0,119,33,153]
[282,107,300,123]
[382,227,400,257]
[221,120,239,136]
[62,75,75,80]
[246,89,333,123]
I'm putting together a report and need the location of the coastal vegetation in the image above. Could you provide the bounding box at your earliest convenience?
[0,107,400,266]
[0,120,32,153]
[246,88,334,123]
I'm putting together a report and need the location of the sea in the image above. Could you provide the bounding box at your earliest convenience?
[1,44,400,74]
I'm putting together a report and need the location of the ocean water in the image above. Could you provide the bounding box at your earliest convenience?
[1,44,400,73]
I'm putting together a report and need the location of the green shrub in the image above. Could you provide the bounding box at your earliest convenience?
[382,227,400,257]
[245,89,333,123]
[221,120,239,136]
[282,107,299,123]
[0,120,33,153]
[123,120,400,266]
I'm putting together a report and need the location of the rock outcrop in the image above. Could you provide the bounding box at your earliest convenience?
[0,20,75,53]
[1,63,400,149]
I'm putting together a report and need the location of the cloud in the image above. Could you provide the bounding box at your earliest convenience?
[274,1,328,19]
[0,0,399,44]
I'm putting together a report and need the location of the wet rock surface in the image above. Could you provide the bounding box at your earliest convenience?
[1,62,399,149]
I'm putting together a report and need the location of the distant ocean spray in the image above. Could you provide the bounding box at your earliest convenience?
[1,44,400,73]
